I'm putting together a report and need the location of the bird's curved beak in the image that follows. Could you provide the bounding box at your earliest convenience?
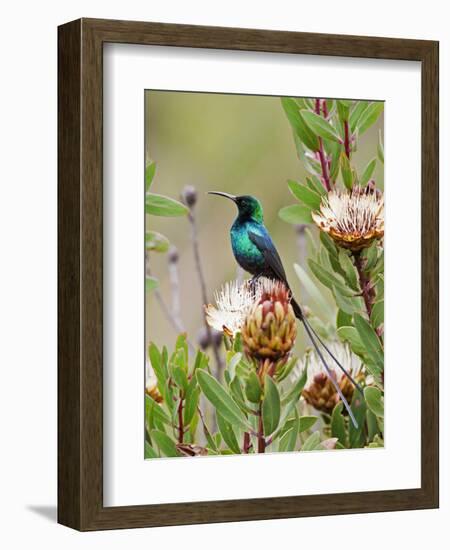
[208,191,237,202]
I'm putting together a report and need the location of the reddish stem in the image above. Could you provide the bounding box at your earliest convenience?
[243,432,251,453]
[177,398,184,444]
[344,119,351,159]
[257,406,266,453]
[314,98,332,191]
[354,252,375,318]
[318,142,331,191]
[314,98,321,115]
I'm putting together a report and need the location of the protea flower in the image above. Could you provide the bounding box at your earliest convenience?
[295,342,361,414]
[205,279,257,337]
[145,359,163,403]
[312,186,384,251]
[241,279,297,366]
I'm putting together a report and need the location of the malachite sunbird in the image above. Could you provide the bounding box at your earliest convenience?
[209,191,362,427]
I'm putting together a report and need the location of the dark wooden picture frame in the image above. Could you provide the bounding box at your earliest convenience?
[58,18,439,531]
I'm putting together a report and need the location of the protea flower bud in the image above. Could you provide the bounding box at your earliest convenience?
[294,342,361,414]
[242,280,297,364]
[312,186,384,252]
[302,371,354,414]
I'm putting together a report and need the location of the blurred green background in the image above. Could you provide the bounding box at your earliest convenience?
[145,91,383,354]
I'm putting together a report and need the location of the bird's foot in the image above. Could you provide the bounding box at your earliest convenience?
[248,275,262,294]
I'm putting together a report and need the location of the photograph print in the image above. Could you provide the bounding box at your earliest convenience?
[144,91,384,459]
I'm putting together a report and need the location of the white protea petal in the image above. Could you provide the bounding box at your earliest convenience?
[145,359,158,392]
[313,187,384,243]
[293,341,361,387]
[205,277,285,336]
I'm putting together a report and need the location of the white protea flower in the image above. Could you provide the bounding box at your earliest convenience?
[205,278,285,337]
[293,341,362,414]
[205,280,257,337]
[312,186,384,251]
[145,359,162,403]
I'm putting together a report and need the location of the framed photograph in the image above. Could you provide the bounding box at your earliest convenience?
[58,18,439,531]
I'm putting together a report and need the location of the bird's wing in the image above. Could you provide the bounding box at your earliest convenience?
[248,228,288,283]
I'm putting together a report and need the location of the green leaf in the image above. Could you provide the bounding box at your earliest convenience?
[363,242,379,272]
[300,110,341,143]
[337,326,367,357]
[332,285,362,316]
[146,276,159,292]
[196,370,250,430]
[226,352,242,381]
[217,413,241,454]
[145,162,156,192]
[294,263,334,318]
[305,176,327,196]
[364,386,384,418]
[366,409,379,441]
[353,314,384,368]
[150,430,179,457]
[340,152,354,190]
[145,231,170,253]
[360,158,377,187]
[145,193,189,217]
[329,141,342,183]
[281,98,319,151]
[336,100,350,123]
[279,204,313,224]
[279,425,298,452]
[377,129,384,164]
[276,357,298,383]
[145,441,158,459]
[336,309,353,329]
[348,390,367,448]
[172,365,188,392]
[229,376,249,413]
[262,376,281,436]
[370,300,384,329]
[298,415,318,433]
[183,382,200,425]
[331,402,347,447]
[270,369,307,443]
[338,250,359,291]
[349,100,369,132]
[302,431,321,451]
[148,343,165,386]
[282,367,307,406]
[245,371,262,403]
[308,259,354,297]
[287,180,322,210]
[319,230,337,258]
[145,395,171,429]
[357,102,384,135]
[175,333,188,360]
[368,434,384,448]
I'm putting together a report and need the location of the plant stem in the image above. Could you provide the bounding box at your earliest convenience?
[317,144,331,191]
[177,398,184,443]
[243,432,251,453]
[344,119,351,159]
[314,98,331,191]
[188,210,224,374]
[353,251,375,318]
[146,259,195,354]
[257,404,266,453]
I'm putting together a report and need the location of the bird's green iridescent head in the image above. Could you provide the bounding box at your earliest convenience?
[208,192,264,223]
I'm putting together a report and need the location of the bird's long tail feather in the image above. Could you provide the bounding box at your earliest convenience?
[291,299,360,428]
[302,315,364,395]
